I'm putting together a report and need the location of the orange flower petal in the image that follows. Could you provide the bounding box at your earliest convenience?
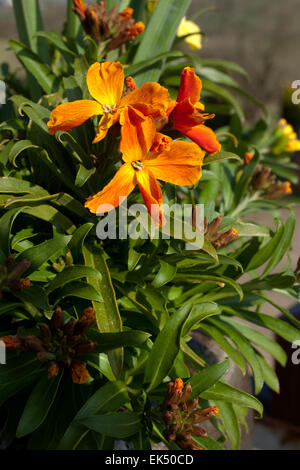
[87,62,124,107]
[47,100,103,134]
[181,124,221,154]
[85,163,136,214]
[93,112,119,143]
[171,98,207,128]
[150,132,172,153]
[121,82,169,117]
[120,106,156,162]
[145,141,204,185]
[136,168,164,227]
[177,67,202,105]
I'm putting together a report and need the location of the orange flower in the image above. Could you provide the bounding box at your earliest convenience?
[244,151,254,164]
[85,107,204,226]
[173,378,184,391]
[72,0,86,18]
[47,61,169,144]
[128,21,145,39]
[120,7,134,21]
[168,67,221,154]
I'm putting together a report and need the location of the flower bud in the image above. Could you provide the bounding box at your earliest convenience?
[47,361,60,379]
[63,317,76,337]
[38,323,52,342]
[71,360,90,384]
[22,335,44,353]
[0,335,23,350]
[74,340,98,355]
[37,351,55,363]
[206,216,223,240]
[51,306,65,332]
[190,406,220,424]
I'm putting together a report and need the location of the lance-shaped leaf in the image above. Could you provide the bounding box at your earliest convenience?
[83,242,123,378]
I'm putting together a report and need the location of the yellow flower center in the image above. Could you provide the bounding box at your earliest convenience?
[131,160,144,171]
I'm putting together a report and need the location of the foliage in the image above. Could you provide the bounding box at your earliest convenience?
[0,0,299,451]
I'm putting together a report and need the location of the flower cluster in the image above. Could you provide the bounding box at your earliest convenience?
[0,306,98,384]
[0,254,31,300]
[72,1,145,49]
[272,118,300,154]
[251,164,292,199]
[163,378,219,450]
[203,216,239,250]
[47,62,221,226]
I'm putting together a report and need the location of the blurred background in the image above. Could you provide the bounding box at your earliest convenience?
[1,0,300,115]
[0,0,300,450]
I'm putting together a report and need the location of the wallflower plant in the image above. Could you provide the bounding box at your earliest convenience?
[0,0,300,452]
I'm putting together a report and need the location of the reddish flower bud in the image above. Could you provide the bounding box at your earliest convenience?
[50,306,65,332]
[0,335,23,350]
[63,317,76,337]
[38,323,52,342]
[125,76,137,92]
[47,361,60,379]
[37,351,56,363]
[71,360,90,384]
[74,340,98,355]
[190,406,220,424]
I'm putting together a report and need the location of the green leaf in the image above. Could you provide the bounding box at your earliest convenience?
[0,176,47,195]
[46,266,102,294]
[246,220,284,271]
[233,221,270,238]
[188,360,229,398]
[203,151,242,166]
[202,79,244,121]
[193,435,225,450]
[220,316,286,366]
[83,242,123,379]
[53,281,103,303]
[201,382,263,417]
[125,51,183,77]
[232,149,260,208]
[152,260,177,288]
[35,31,76,57]
[232,309,300,344]
[0,208,23,255]
[255,353,280,393]
[132,0,192,84]
[261,211,296,277]
[144,303,193,391]
[16,371,63,438]
[16,236,72,275]
[215,400,241,450]
[182,302,221,336]
[198,323,246,374]
[90,330,151,353]
[68,223,94,263]
[9,40,56,94]
[59,381,129,450]
[79,412,141,439]
[12,0,49,60]
[208,317,264,395]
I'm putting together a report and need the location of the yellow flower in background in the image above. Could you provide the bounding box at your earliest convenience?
[273,118,300,154]
[177,16,202,51]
